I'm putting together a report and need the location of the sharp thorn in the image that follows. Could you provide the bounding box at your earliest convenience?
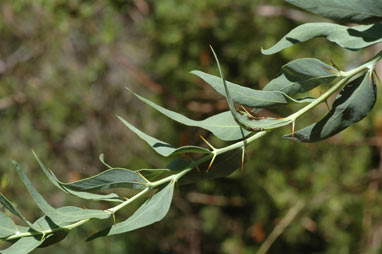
[136,171,150,184]
[291,121,295,144]
[200,135,215,150]
[207,153,217,172]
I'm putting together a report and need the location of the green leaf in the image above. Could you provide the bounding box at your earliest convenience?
[34,152,148,192]
[204,48,292,131]
[33,152,124,202]
[191,70,313,107]
[117,115,211,156]
[285,72,376,142]
[0,213,19,238]
[109,181,174,235]
[285,0,382,23]
[0,236,42,254]
[61,168,148,191]
[262,23,382,54]
[88,182,174,239]
[0,216,67,253]
[0,193,37,230]
[13,161,111,224]
[263,58,339,94]
[126,88,251,141]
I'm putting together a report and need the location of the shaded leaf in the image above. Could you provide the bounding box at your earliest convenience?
[32,216,69,248]
[191,70,313,107]
[180,149,242,185]
[262,23,382,54]
[137,158,191,181]
[126,88,251,141]
[61,168,148,191]
[13,161,110,224]
[34,152,123,202]
[117,115,211,156]
[88,182,174,239]
[38,230,68,248]
[285,72,376,142]
[285,0,382,23]
[263,58,339,94]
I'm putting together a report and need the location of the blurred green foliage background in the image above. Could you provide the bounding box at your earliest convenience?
[0,0,381,253]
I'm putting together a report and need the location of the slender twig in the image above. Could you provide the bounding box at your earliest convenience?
[257,200,305,254]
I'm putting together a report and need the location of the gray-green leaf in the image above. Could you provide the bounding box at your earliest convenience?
[262,23,382,54]
[285,72,376,142]
[0,213,20,238]
[191,70,312,107]
[0,193,37,230]
[285,0,382,23]
[60,168,148,191]
[34,152,123,202]
[13,161,110,224]
[108,181,174,235]
[117,115,211,156]
[263,58,339,94]
[0,236,42,254]
[126,88,251,141]
[89,182,174,239]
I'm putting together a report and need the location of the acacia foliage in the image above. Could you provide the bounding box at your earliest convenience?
[1,0,382,253]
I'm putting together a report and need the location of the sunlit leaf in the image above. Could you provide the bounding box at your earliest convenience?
[263,58,339,94]
[0,236,42,254]
[126,88,251,141]
[191,70,313,107]
[285,0,382,23]
[88,182,174,239]
[117,115,211,156]
[208,48,293,131]
[285,72,377,142]
[0,213,19,238]
[262,23,382,54]
[13,161,111,224]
